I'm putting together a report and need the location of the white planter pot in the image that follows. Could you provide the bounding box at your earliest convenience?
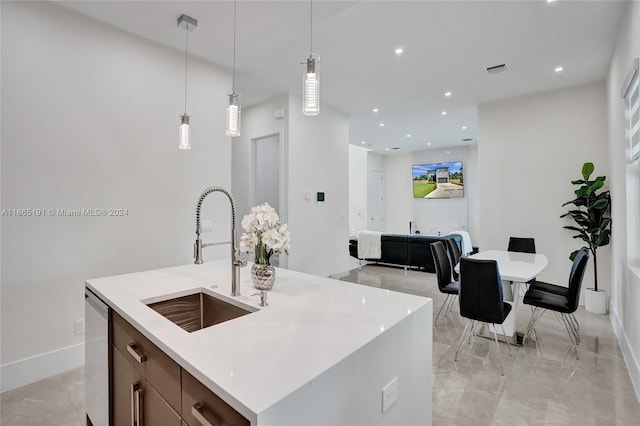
[585,288,607,314]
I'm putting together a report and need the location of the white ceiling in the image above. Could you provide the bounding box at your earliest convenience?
[56,0,627,154]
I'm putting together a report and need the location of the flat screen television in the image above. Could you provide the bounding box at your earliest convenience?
[412,161,463,199]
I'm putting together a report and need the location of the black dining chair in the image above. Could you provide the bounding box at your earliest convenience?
[430,241,459,324]
[455,257,513,375]
[507,237,536,254]
[446,237,462,281]
[522,247,589,359]
[507,236,537,294]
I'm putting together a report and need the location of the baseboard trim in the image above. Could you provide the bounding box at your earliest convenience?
[0,342,84,393]
[610,305,640,402]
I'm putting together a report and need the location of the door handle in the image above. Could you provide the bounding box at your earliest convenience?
[191,402,222,426]
[131,382,143,426]
[127,343,146,364]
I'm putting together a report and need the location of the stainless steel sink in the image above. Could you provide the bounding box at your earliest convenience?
[147,292,252,332]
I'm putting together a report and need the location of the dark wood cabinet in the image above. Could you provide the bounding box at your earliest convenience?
[182,369,250,426]
[110,311,249,426]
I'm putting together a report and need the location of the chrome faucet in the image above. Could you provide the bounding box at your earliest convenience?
[194,186,246,296]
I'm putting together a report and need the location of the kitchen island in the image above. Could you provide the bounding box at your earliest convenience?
[86,259,432,425]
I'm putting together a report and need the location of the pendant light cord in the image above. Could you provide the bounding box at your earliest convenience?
[232,0,237,92]
[309,0,313,56]
[184,23,189,115]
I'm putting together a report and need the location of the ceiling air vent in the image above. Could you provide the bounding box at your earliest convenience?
[391,147,400,150]
[486,63,508,75]
[462,138,473,142]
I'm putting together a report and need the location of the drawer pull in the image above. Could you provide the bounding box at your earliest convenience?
[131,382,143,426]
[192,402,222,426]
[126,343,146,363]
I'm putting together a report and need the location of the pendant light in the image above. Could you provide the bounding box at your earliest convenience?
[177,14,197,150]
[225,1,241,137]
[302,0,319,116]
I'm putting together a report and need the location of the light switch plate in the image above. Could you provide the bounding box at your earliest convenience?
[382,376,398,413]
[75,319,85,335]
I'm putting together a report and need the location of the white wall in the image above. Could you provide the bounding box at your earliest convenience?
[287,94,350,277]
[348,144,368,235]
[232,94,350,277]
[379,148,474,240]
[1,2,232,390]
[466,145,480,246]
[478,81,610,292]
[382,153,413,234]
[231,96,288,226]
[411,147,471,238]
[606,0,640,400]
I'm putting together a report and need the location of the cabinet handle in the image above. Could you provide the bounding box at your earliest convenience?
[131,382,143,426]
[127,343,146,363]
[191,402,222,426]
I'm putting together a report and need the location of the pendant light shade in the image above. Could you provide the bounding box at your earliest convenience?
[303,56,319,116]
[302,0,320,116]
[226,1,242,137]
[179,114,191,150]
[225,92,241,137]
[177,14,197,150]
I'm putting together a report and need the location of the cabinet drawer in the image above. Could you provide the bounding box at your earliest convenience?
[182,370,249,426]
[112,345,181,426]
[112,311,181,413]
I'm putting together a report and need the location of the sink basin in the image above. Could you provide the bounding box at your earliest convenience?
[147,291,252,333]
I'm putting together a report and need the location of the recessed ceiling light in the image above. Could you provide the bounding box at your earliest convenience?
[379,123,385,127]
[427,142,431,146]
[445,92,452,97]
[361,140,366,144]
[373,108,379,113]
[462,125,467,130]
[547,0,556,3]
[441,111,447,116]
[385,148,390,151]
[446,151,450,154]
[555,66,564,72]
[394,47,404,55]
[406,134,411,138]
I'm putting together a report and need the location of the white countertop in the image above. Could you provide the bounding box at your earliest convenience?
[86,260,430,421]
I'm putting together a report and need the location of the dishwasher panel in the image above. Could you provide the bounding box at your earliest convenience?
[85,288,109,426]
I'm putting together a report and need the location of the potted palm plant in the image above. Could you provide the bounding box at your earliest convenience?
[560,162,611,314]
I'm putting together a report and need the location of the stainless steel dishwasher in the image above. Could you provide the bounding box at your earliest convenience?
[85,287,109,426]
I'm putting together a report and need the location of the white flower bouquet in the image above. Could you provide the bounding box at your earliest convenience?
[240,203,290,265]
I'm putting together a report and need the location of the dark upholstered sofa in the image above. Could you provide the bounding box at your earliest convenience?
[348,234,462,273]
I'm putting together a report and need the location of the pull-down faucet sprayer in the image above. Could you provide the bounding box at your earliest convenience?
[194,186,246,296]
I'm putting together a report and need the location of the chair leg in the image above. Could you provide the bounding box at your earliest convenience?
[499,324,512,356]
[556,312,579,360]
[434,294,450,324]
[446,294,457,314]
[455,319,472,361]
[491,328,505,376]
[568,313,580,343]
[523,307,546,345]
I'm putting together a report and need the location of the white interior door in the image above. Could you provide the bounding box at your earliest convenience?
[252,134,281,266]
[368,170,384,231]
[252,134,280,210]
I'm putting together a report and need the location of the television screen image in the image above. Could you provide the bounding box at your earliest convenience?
[412,161,463,199]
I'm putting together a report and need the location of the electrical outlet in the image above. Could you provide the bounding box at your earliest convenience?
[382,377,398,413]
[201,220,214,233]
[75,319,85,335]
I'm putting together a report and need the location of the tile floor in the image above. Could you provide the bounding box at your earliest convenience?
[1,264,639,425]
[0,367,85,426]
[340,264,640,425]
